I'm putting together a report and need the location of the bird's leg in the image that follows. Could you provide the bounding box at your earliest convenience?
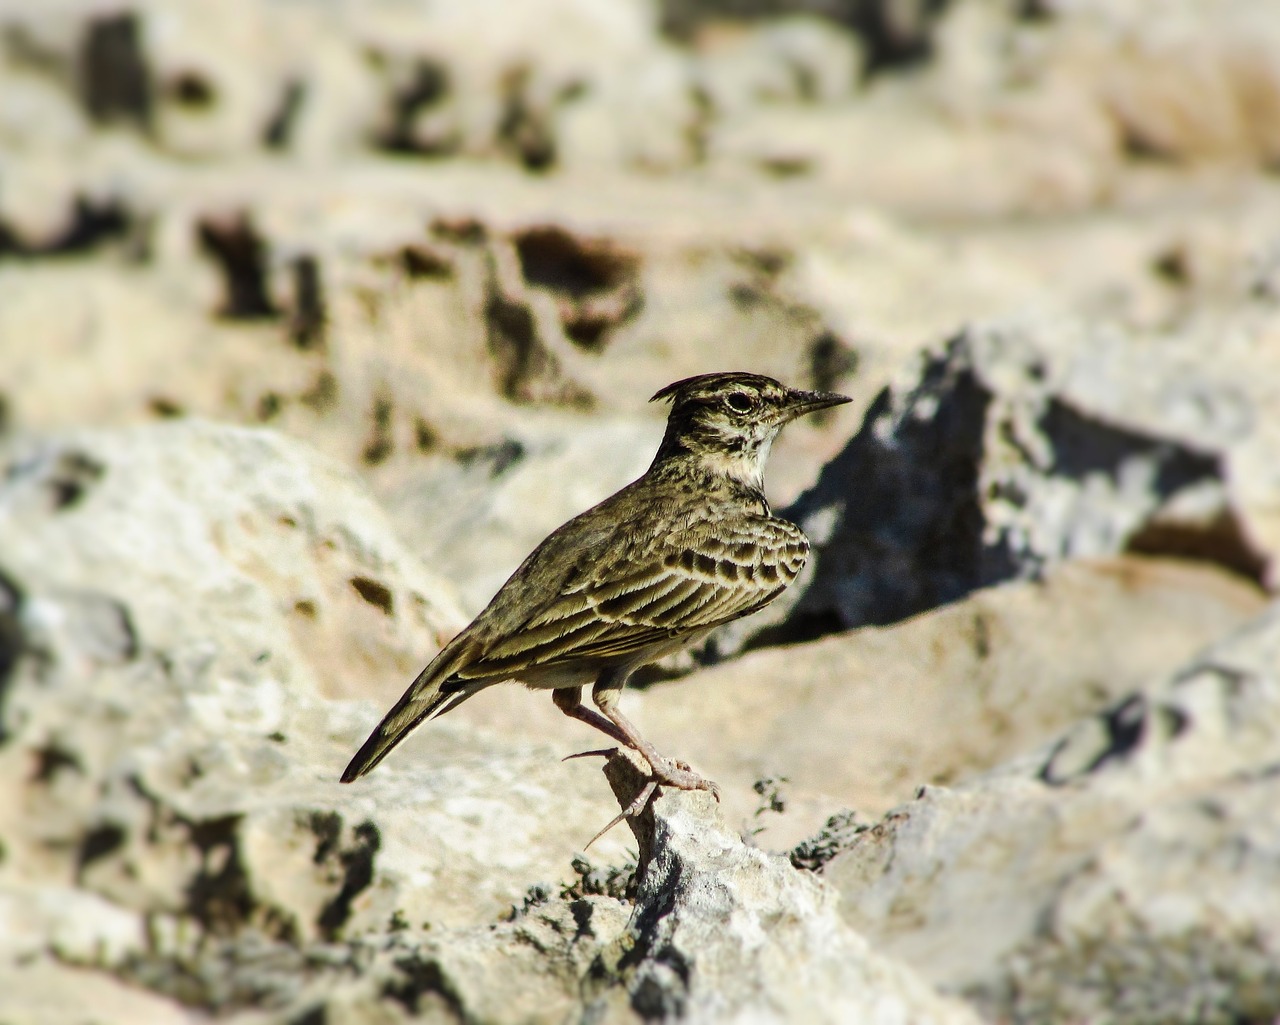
[591,673,721,802]
[554,684,664,847]
[552,686,633,752]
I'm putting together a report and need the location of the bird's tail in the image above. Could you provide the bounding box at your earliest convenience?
[340,640,478,783]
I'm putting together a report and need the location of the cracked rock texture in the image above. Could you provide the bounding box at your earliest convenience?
[3,0,1280,1022]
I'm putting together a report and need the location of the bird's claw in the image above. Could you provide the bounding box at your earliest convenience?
[582,750,723,849]
[563,747,619,762]
[584,779,658,850]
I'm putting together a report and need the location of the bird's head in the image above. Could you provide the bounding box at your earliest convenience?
[649,371,851,489]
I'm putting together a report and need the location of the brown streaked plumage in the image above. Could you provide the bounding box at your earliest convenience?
[341,371,851,810]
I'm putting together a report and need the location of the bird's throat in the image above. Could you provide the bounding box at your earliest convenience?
[651,421,776,500]
[695,435,772,493]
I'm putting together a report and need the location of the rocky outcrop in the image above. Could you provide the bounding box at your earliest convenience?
[824,598,1280,1024]
[5,1,1280,1022]
[581,755,979,1025]
[7,420,1270,1024]
[2,403,1278,1024]
[0,423,638,1021]
[771,316,1279,639]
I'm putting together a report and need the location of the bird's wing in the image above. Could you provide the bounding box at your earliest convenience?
[453,521,808,680]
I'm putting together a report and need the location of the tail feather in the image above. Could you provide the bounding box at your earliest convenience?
[340,638,480,782]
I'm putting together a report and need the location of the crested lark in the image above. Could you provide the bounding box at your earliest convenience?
[341,372,851,804]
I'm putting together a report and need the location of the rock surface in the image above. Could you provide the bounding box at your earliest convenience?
[4,0,1280,1022]
[0,422,638,1021]
[777,315,1280,638]
[584,754,980,1025]
[442,555,1266,851]
[824,599,1280,1024]
[631,556,1265,832]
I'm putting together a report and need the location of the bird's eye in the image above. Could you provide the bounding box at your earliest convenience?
[725,392,754,413]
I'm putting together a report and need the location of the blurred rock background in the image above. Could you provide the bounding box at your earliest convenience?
[2,0,1280,1021]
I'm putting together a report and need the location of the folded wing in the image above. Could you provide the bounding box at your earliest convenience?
[452,522,808,681]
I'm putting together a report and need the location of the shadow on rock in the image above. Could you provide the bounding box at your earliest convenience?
[757,320,1272,646]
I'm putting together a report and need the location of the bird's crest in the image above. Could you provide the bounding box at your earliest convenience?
[649,371,779,404]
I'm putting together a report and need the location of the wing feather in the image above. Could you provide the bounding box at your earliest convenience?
[456,525,804,680]
[592,572,687,619]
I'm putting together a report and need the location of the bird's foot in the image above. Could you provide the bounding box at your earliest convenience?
[582,750,720,850]
[649,756,721,802]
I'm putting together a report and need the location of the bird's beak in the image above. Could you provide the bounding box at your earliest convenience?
[784,388,853,421]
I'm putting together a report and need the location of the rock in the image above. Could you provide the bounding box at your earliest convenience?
[20,756,975,1025]
[5,0,1280,1020]
[381,417,661,615]
[355,0,701,172]
[1,0,700,170]
[697,0,1280,209]
[1079,0,1280,166]
[776,316,1278,638]
[823,598,1280,1024]
[114,892,632,1023]
[579,754,980,1025]
[923,0,1280,182]
[693,16,863,118]
[0,421,466,704]
[627,556,1265,843]
[0,421,639,1015]
[0,958,196,1025]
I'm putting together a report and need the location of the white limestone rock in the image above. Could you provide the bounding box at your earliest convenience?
[824,599,1280,1023]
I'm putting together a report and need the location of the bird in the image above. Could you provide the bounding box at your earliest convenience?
[341,371,851,818]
